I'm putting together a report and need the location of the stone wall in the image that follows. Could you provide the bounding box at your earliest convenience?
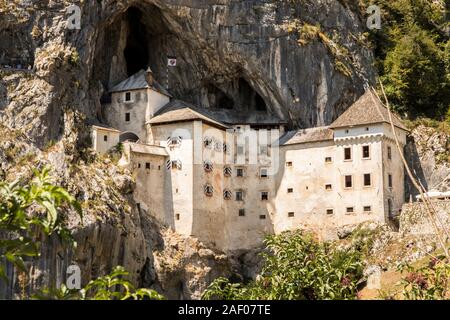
[400,200,450,236]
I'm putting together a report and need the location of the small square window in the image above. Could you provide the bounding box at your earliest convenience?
[363,206,372,213]
[345,129,349,134]
[259,215,266,220]
[235,191,244,201]
[346,207,354,214]
[236,168,244,177]
[286,161,293,167]
[288,212,294,218]
[325,157,332,163]
[261,192,269,201]
[125,92,132,102]
[344,147,352,160]
[125,113,131,122]
[103,135,108,142]
[287,188,293,193]
[345,175,353,188]
[362,145,370,159]
[364,173,371,186]
[365,127,370,131]
[145,163,151,170]
[325,184,332,191]
[326,209,334,215]
[260,168,268,178]
[175,214,180,220]
[239,209,245,216]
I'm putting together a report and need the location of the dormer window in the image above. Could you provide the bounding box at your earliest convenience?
[125,92,132,102]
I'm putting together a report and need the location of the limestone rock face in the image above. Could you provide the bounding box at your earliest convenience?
[405,125,450,195]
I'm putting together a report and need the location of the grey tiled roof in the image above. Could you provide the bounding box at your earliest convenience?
[109,69,172,97]
[330,89,407,131]
[280,126,334,146]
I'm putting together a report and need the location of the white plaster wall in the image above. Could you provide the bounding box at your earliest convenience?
[91,128,120,154]
[106,89,169,140]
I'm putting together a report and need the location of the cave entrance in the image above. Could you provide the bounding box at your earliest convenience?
[238,78,267,112]
[124,7,149,76]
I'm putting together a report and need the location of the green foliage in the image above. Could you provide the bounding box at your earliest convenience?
[35,266,165,300]
[398,256,449,300]
[0,167,82,280]
[202,231,364,300]
[364,0,449,118]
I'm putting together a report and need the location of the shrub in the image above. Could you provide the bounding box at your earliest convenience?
[203,231,364,300]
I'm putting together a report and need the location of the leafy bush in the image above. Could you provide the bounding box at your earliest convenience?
[202,231,364,300]
[398,256,449,300]
[0,167,82,280]
[35,266,165,300]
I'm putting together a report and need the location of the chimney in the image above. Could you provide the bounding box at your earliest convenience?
[145,67,154,87]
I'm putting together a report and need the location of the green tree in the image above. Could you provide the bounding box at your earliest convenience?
[202,231,364,300]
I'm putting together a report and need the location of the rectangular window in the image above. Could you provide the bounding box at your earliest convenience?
[261,192,269,201]
[125,92,132,102]
[238,209,245,217]
[103,135,108,142]
[287,188,293,193]
[345,175,353,188]
[326,209,334,215]
[387,146,392,160]
[364,173,371,186]
[288,212,294,218]
[346,207,354,214]
[175,214,180,221]
[363,206,372,213]
[236,168,244,177]
[362,145,370,159]
[125,113,131,122]
[325,184,332,191]
[286,161,293,167]
[344,147,352,160]
[145,163,151,170]
[260,168,268,178]
[388,174,393,188]
[235,191,244,201]
[325,157,332,163]
[259,215,266,220]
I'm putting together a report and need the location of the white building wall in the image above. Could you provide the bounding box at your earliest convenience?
[91,127,120,154]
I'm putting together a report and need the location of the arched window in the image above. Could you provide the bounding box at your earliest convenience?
[167,136,182,147]
[223,190,232,200]
[203,160,213,172]
[204,184,214,197]
[166,159,182,170]
[224,166,232,177]
[203,137,213,149]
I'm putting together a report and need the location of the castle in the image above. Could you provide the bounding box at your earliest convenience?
[93,68,408,251]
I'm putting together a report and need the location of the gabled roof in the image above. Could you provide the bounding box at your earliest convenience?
[330,89,407,131]
[149,100,286,129]
[279,126,334,146]
[148,100,229,129]
[109,69,172,97]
